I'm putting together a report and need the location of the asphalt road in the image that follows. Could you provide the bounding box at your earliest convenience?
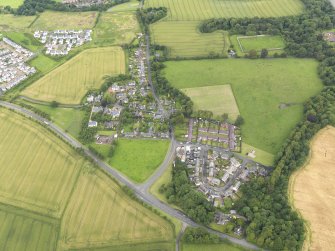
[0,101,261,250]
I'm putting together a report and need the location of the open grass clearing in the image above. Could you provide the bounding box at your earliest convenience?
[0,14,35,31]
[93,11,140,46]
[0,107,82,217]
[59,169,174,250]
[108,0,139,12]
[163,58,322,154]
[31,11,98,30]
[239,142,275,166]
[22,47,125,104]
[92,138,170,183]
[290,126,335,251]
[151,21,228,58]
[181,84,240,120]
[145,0,304,21]
[0,0,23,8]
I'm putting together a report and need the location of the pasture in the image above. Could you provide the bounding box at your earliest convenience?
[291,126,335,251]
[0,0,23,8]
[108,139,170,183]
[151,21,228,58]
[22,47,125,104]
[59,170,174,250]
[182,243,249,251]
[181,85,240,120]
[163,59,322,154]
[0,14,35,31]
[232,35,285,53]
[93,12,140,46]
[31,11,98,30]
[108,0,139,12]
[0,108,82,217]
[144,0,304,20]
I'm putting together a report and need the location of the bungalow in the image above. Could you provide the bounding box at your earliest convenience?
[88,121,97,127]
[92,106,103,113]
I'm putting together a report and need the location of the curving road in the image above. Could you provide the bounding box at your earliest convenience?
[0,100,261,250]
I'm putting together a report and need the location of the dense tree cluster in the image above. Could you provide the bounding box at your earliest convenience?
[151,61,193,117]
[160,160,215,225]
[137,7,167,24]
[235,87,335,250]
[182,227,222,244]
[16,0,128,15]
[79,108,98,144]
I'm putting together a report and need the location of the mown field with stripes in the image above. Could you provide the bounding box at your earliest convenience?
[22,47,126,104]
[151,21,228,58]
[0,108,175,251]
[144,0,304,21]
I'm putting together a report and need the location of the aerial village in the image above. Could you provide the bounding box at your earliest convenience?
[34,29,92,56]
[0,37,36,93]
[87,34,174,144]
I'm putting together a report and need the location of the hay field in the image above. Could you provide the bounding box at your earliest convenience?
[145,0,304,20]
[0,108,81,217]
[22,47,125,104]
[0,14,35,31]
[163,59,322,154]
[0,0,23,8]
[31,11,98,30]
[59,170,174,250]
[291,126,335,251]
[0,204,59,251]
[151,21,228,58]
[181,85,240,120]
[93,12,140,46]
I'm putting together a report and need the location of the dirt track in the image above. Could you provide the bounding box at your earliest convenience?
[291,126,335,251]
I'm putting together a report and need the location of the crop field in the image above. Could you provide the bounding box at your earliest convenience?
[233,35,285,53]
[151,21,228,58]
[0,108,82,217]
[0,14,35,31]
[0,204,59,251]
[144,0,304,20]
[0,108,175,250]
[0,0,23,8]
[59,170,174,250]
[163,59,322,154]
[93,12,140,46]
[31,11,98,30]
[22,47,125,104]
[291,126,335,251]
[108,139,170,183]
[181,85,240,120]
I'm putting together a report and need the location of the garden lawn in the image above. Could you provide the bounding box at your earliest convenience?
[31,11,98,30]
[181,85,240,120]
[109,139,170,183]
[163,59,323,154]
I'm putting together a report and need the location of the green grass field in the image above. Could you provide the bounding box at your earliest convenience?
[182,243,250,251]
[163,59,323,154]
[93,139,170,183]
[181,85,240,120]
[108,0,139,12]
[0,0,23,8]
[145,0,304,20]
[239,142,275,166]
[93,12,140,46]
[151,21,228,58]
[0,107,175,250]
[22,47,125,104]
[31,11,98,30]
[0,14,35,31]
[231,35,285,55]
